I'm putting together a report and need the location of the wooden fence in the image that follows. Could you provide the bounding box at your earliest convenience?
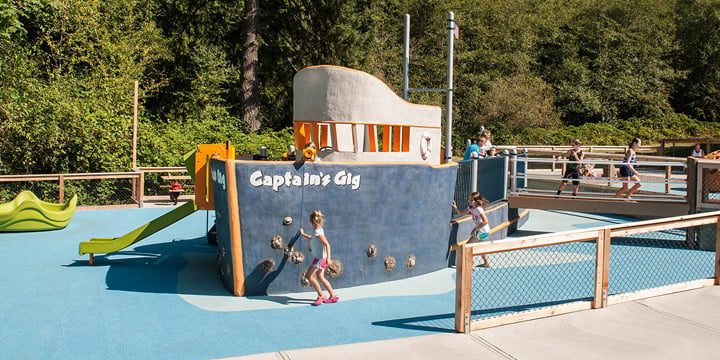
[0,167,190,209]
[455,211,720,333]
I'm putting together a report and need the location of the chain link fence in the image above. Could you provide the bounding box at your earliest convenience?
[608,227,715,296]
[470,241,596,320]
[455,212,720,332]
[702,168,720,204]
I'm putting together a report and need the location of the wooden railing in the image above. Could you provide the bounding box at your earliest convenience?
[0,172,143,208]
[660,137,720,156]
[0,167,192,209]
[496,145,661,155]
[454,211,720,333]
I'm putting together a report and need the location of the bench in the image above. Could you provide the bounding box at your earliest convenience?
[160,175,193,181]
[160,184,194,189]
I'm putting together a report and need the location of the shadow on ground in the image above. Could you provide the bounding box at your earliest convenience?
[67,236,227,296]
[372,313,456,333]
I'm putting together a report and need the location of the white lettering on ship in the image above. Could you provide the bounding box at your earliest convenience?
[249,170,361,192]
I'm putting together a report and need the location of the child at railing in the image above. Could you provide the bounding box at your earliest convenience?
[692,144,705,158]
[556,139,584,197]
[480,129,496,156]
[452,192,491,267]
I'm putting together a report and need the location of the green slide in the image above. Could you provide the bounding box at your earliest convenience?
[79,200,198,256]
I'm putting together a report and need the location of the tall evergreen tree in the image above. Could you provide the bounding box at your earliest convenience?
[242,0,260,132]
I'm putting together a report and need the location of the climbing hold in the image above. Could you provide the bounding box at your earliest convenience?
[300,271,310,286]
[384,256,396,272]
[260,259,275,273]
[283,216,293,225]
[366,244,377,258]
[291,251,305,264]
[271,235,283,249]
[284,245,294,258]
[406,254,416,269]
[326,259,343,278]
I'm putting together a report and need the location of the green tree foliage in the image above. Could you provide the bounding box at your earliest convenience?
[148,0,243,126]
[672,0,720,122]
[0,0,166,174]
[478,74,562,144]
[258,0,376,129]
[3,0,720,175]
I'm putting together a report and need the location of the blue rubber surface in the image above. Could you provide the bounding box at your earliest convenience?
[0,207,458,360]
[3,208,704,359]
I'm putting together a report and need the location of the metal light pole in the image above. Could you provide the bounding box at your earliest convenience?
[402,14,410,101]
[446,12,455,163]
[402,12,457,163]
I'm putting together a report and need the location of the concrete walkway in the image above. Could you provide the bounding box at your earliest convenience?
[228,285,720,359]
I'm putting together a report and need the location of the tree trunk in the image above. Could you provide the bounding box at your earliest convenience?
[242,0,261,132]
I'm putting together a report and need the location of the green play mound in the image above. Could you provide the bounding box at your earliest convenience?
[0,191,77,232]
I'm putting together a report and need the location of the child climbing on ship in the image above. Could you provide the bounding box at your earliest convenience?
[452,192,491,267]
[300,210,339,305]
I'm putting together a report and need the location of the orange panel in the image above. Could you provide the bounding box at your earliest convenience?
[382,125,390,152]
[293,122,306,150]
[402,126,410,152]
[367,125,377,152]
[311,123,320,145]
[194,143,236,211]
[320,124,329,148]
[393,126,401,152]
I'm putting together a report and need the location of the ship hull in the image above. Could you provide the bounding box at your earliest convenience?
[211,159,458,296]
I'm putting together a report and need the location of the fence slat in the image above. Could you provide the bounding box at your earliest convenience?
[593,228,611,309]
[469,229,601,255]
[470,301,592,331]
[454,245,473,333]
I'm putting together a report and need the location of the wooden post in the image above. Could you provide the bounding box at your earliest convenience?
[687,157,698,213]
[225,159,245,296]
[58,174,64,203]
[665,166,672,194]
[593,228,611,308]
[660,140,665,156]
[89,253,94,266]
[715,218,720,285]
[455,244,473,333]
[133,80,138,169]
[137,172,144,207]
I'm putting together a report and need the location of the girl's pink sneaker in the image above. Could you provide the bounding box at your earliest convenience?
[324,296,339,304]
[312,296,327,306]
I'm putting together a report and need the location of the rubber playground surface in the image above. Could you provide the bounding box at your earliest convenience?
[0,207,713,359]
